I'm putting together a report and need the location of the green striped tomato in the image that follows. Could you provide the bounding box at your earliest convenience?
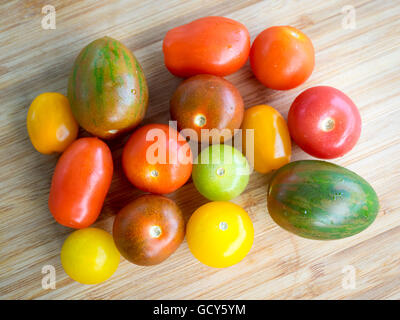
[67,36,148,139]
[267,160,379,240]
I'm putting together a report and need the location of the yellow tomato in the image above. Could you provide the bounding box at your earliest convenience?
[27,92,78,154]
[61,228,120,285]
[241,104,291,173]
[186,201,254,268]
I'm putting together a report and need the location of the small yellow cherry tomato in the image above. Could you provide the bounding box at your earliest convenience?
[60,228,120,285]
[241,104,291,174]
[27,92,78,154]
[186,201,254,268]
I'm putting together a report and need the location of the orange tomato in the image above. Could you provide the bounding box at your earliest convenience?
[241,105,291,174]
[48,138,113,228]
[250,26,315,90]
[122,124,193,194]
[27,92,78,154]
[163,16,250,77]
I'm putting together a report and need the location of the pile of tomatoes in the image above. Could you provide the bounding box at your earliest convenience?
[27,16,362,285]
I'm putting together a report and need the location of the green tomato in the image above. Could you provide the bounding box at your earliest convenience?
[192,144,250,201]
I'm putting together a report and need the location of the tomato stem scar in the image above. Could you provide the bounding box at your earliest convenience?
[150,170,159,177]
[219,222,228,231]
[149,225,162,238]
[194,114,206,127]
[216,167,225,176]
[320,117,335,132]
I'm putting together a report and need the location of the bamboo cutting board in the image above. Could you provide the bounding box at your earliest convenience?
[1,0,400,300]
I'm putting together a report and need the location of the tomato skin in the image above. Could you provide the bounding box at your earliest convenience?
[61,228,120,284]
[122,124,193,194]
[27,92,78,154]
[192,144,250,201]
[267,160,379,240]
[170,74,244,143]
[186,201,254,268]
[48,138,113,229]
[241,105,291,174]
[67,37,148,139]
[163,16,250,77]
[250,26,315,90]
[288,86,361,159]
[113,195,185,266]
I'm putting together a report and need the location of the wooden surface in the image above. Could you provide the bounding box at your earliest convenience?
[1,0,400,300]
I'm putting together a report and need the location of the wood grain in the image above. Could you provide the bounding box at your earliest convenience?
[1,0,400,300]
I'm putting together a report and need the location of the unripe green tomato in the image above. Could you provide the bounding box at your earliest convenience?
[192,144,250,201]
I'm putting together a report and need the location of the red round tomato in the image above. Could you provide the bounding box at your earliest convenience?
[113,195,185,266]
[250,26,315,90]
[288,86,361,159]
[122,124,193,194]
[170,74,244,143]
[48,137,113,228]
[163,16,250,77]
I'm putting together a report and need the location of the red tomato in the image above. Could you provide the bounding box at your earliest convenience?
[288,86,361,159]
[163,16,250,77]
[122,124,193,194]
[250,26,315,90]
[113,195,185,266]
[48,138,113,228]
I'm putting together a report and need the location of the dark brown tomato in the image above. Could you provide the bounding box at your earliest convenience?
[170,74,244,143]
[112,195,185,266]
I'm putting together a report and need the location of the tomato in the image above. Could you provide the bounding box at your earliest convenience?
[122,124,192,194]
[186,201,254,268]
[67,37,148,139]
[170,74,244,143]
[241,105,291,173]
[27,92,78,154]
[48,138,113,228]
[267,160,379,240]
[250,26,315,90]
[192,144,250,201]
[163,16,250,77]
[113,195,185,266]
[288,86,361,159]
[61,228,120,284]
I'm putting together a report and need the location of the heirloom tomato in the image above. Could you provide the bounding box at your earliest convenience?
[122,124,192,194]
[67,37,148,139]
[250,26,315,90]
[48,138,113,229]
[288,86,361,159]
[267,160,379,240]
[61,228,120,284]
[192,144,250,201]
[163,16,250,77]
[186,201,254,268]
[241,105,291,174]
[27,92,78,154]
[113,195,185,266]
[170,74,244,143]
